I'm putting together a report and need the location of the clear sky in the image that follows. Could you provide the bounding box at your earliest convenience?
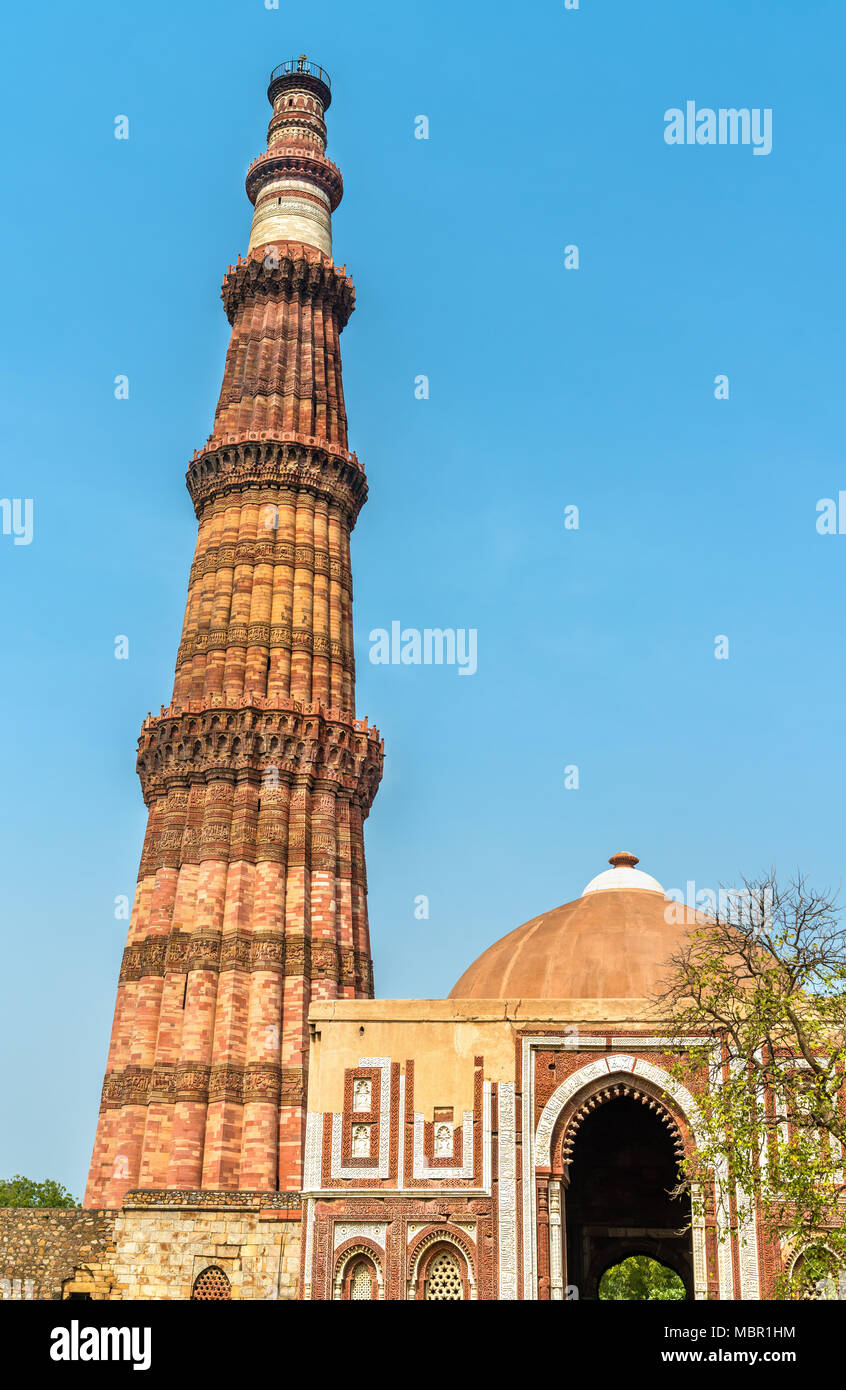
[1,0,844,1199]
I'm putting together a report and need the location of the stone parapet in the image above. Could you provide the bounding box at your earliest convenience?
[220,243,354,326]
[186,438,367,523]
[136,701,383,812]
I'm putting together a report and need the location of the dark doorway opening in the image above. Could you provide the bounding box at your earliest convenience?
[564,1094,693,1299]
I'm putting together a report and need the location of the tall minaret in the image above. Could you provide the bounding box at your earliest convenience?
[85,59,383,1206]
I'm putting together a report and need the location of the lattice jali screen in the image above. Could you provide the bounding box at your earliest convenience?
[350,1262,374,1300]
[191,1266,232,1301]
[424,1250,463,1300]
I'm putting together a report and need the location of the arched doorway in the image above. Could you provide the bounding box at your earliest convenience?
[563,1091,693,1300]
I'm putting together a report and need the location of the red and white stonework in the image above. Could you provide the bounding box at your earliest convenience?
[0,61,795,1302]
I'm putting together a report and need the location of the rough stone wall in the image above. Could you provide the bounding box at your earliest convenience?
[0,1208,117,1300]
[0,1197,301,1300]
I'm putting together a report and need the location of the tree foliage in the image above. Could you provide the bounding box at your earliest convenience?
[599,1255,686,1300]
[0,1175,79,1208]
[657,872,846,1296]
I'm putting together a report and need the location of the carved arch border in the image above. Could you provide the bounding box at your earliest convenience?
[551,1073,692,1177]
[332,1237,385,1301]
[535,1054,704,1169]
[407,1224,477,1301]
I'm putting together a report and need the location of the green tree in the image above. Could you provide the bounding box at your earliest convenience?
[0,1175,79,1208]
[599,1256,686,1300]
[658,872,846,1298]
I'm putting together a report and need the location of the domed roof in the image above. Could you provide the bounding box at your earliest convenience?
[449,852,696,1000]
[581,849,665,896]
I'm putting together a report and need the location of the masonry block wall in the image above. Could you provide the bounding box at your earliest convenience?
[84,60,382,1208]
[110,1193,302,1300]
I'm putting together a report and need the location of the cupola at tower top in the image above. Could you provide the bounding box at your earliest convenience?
[267,56,332,110]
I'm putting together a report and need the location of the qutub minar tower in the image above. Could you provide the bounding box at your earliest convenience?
[86,57,383,1207]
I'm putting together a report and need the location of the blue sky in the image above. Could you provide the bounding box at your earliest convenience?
[1,0,844,1197]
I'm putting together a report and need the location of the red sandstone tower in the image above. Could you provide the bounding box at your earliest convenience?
[85,58,382,1207]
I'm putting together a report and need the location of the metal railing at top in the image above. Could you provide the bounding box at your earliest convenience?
[269,58,331,88]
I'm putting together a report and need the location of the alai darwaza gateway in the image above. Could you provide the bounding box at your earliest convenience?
[299,848,770,1301]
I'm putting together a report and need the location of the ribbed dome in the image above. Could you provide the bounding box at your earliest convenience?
[449,854,695,1000]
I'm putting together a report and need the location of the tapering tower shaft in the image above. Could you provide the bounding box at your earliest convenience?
[85,60,382,1207]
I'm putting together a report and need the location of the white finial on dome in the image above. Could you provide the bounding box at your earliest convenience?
[581,850,665,897]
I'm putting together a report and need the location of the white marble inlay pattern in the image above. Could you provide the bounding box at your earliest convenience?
[330,1057,391,1180]
[413,1110,474,1179]
[353,1078,372,1112]
[333,1222,387,1251]
[497,1082,518,1301]
[434,1123,453,1157]
[302,1196,315,1301]
[303,1110,323,1190]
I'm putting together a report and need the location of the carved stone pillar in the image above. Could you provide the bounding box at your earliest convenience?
[548,1178,564,1300]
[536,1177,551,1300]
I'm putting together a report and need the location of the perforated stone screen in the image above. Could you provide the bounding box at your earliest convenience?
[350,1262,373,1300]
[191,1266,232,1301]
[425,1251,463,1300]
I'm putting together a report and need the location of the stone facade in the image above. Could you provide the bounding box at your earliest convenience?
[298,999,782,1300]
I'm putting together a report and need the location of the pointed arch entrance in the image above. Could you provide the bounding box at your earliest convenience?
[530,1053,707,1300]
[563,1087,692,1299]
